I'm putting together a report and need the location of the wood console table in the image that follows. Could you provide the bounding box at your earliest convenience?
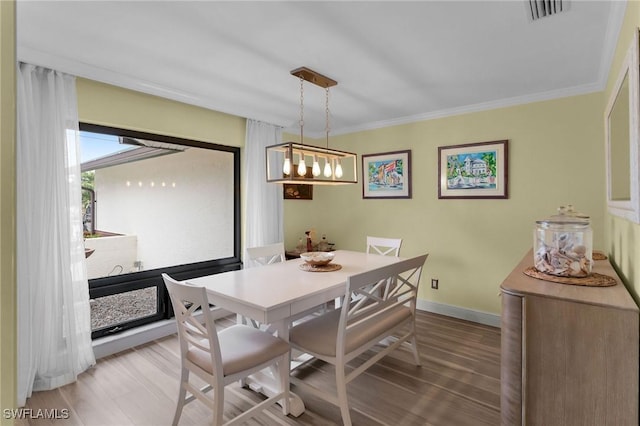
[500,250,639,426]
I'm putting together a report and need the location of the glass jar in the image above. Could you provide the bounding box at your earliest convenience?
[533,205,593,277]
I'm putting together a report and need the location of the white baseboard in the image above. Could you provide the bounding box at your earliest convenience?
[416,299,500,328]
[94,302,500,360]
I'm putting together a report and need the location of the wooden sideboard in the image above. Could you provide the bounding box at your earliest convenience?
[500,251,639,426]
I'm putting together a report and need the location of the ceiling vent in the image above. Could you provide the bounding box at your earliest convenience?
[528,0,566,21]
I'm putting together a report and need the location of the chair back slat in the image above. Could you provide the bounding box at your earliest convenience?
[346,296,407,330]
[162,274,223,375]
[366,236,402,257]
[338,254,428,349]
[246,242,286,268]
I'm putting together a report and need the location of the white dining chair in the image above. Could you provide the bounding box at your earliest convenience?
[366,236,402,256]
[245,242,286,268]
[243,242,287,327]
[246,242,328,323]
[366,236,402,300]
[334,236,404,309]
[162,273,291,426]
[288,254,428,426]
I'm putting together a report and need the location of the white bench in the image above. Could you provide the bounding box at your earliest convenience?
[289,253,429,426]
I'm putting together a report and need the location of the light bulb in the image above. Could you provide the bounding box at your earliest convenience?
[312,155,321,177]
[283,157,291,175]
[298,159,307,176]
[335,160,343,178]
[323,159,332,177]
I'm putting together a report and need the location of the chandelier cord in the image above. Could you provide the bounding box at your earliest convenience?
[299,76,304,146]
[325,87,330,149]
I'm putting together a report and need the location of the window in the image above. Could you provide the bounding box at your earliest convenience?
[80,124,241,338]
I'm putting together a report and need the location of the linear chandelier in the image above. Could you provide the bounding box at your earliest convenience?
[266,67,357,185]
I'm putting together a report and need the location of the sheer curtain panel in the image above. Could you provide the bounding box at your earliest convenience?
[244,120,284,253]
[17,63,95,406]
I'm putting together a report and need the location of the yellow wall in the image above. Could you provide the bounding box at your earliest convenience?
[285,93,604,315]
[0,0,16,422]
[606,1,640,304]
[76,79,246,147]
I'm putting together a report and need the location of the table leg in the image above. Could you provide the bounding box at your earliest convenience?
[243,319,306,417]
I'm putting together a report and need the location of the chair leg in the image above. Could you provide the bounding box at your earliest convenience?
[172,368,188,426]
[410,334,421,366]
[410,321,421,366]
[335,366,352,426]
[213,384,224,426]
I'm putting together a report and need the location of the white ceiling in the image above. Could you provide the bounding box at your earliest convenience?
[17,1,626,136]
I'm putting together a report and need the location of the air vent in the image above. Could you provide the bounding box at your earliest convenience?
[528,0,566,21]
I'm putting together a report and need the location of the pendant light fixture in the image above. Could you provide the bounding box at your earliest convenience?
[266,67,357,185]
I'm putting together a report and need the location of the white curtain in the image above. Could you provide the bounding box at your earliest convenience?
[17,63,95,406]
[244,119,284,254]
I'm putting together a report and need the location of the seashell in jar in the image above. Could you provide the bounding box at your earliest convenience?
[550,256,567,269]
[568,261,582,275]
[556,234,569,249]
[573,245,586,256]
[535,257,553,273]
[534,246,591,277]
[580,257,591,274]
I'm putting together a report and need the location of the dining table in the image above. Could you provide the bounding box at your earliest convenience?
[186,249,406,417]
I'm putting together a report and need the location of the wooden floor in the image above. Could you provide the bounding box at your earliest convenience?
[20,311,501,426]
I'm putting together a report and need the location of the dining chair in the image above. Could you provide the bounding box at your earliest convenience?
[162,273,291,426]
[288,253,428,426]
[245,242,286,268]
[366,236,402,300]
[247,241,328,322]
[334,236,404,309]
[243,242,287,327]
[366,236,402,256]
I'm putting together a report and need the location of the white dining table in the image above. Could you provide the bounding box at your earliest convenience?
[186,249,405,416]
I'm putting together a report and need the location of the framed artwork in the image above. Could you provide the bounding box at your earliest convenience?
[362,150,411,199]
[284,165,313,200]
[438,140,508,199]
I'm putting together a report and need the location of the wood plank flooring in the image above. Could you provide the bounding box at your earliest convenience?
[19,311,500,426]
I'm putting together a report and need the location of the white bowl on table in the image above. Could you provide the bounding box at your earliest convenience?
[300,251,335,266]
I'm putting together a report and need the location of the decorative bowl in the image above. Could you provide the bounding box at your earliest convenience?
[300,251,335,266]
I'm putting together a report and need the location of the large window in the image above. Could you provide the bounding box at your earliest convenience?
[80,124,241,338]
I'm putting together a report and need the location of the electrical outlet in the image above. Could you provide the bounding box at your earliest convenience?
[431,278,438,289]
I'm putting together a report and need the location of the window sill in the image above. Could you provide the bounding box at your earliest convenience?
[92,307,231,359]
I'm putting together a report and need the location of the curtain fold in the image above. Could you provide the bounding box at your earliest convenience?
[244,120,284,254]
[17,63,95,406]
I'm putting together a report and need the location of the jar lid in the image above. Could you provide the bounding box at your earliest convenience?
[536,205,590,225]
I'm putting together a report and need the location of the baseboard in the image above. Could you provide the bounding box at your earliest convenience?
[94,301,500,359]
[416,299,500,328]
[92,308,231,359]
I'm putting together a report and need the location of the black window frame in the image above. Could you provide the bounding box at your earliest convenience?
[81,123,242,339]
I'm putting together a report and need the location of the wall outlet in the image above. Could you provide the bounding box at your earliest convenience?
[431,278,438,289]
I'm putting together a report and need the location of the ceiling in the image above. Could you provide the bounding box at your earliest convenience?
[16,1,626,136]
